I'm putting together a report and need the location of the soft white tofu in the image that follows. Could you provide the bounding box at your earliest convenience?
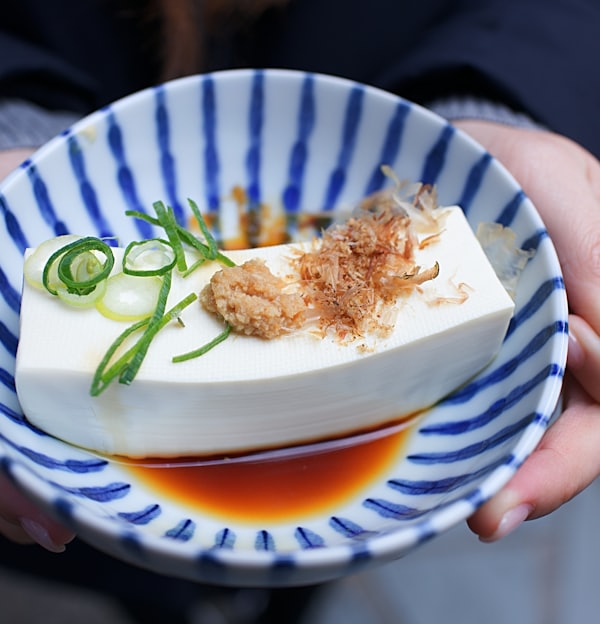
[15,207,515,458]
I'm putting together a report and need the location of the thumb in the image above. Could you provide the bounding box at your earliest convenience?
[467,376,600,541]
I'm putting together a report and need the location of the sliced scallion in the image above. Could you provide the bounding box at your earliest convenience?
[152,201,187,273]
[43,236,114,296]
[90,289,198,395]
[124,208,235,267]
[172,323,232,363]
[122,238,176,277]
[118,270,173,386]
[96,273,162,321]
[24,234,84,291]
[187,197,218,260]
[181,257,207,277]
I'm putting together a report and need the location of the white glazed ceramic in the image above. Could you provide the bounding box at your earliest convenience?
[0,69,567,587]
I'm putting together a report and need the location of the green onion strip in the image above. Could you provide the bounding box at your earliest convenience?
[118,269,172,386]
[172,323,232,363]
[125,208,235,268]
[152,201,188,273]
[188,198,218,260]
[91,287,198,396]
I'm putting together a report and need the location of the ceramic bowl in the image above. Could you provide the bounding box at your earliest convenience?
[0,69,567,587]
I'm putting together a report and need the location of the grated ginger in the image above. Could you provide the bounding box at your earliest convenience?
[199,258,306,339]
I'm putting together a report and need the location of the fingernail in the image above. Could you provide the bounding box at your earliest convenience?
[568,321,585,369]
[480,503,533,543]
[19,517,66,553]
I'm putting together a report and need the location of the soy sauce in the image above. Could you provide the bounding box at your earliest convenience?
[127,423,415,523]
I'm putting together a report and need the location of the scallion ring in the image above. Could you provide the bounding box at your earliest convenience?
[24,234,84,291]
[122,238,176,277]
[96,273,163,321]
[43,237,114,296]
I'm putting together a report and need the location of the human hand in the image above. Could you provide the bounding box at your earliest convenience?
[0,147,34,182]
[0,472,75,552]
[0,148,75,551]
[453,120,600,540]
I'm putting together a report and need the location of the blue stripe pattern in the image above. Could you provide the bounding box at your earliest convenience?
[323,86,363,210]
[421,124,454,185]
[246,71,264,209]
[365,101,411,196]
[27,164,69,235]
[119,504,161,525]
[201,76,221,212]
[0,69,567,586]
[0,194,28,253]
[165,518,196,541]
[458,153,492,213]
[107,111,154,239]
[68,135,115,239]
[282,74,315,214]
[155,85,184,223]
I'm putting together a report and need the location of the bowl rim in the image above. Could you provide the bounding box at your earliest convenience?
[0,67,569,584]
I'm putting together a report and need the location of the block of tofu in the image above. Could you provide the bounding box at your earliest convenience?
[15,207,515,458]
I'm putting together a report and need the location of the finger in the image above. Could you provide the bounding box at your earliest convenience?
[567,314,600,403]
[0,515,37,545]
[468,375,600,541]
[0,472,75,552]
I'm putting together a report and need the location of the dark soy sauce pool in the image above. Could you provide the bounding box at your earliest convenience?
[126,420,418,523]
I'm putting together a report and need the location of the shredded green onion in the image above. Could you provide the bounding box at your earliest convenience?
[152,201,188,273]
[188,198,218,260]
[91,288,198,396]
[181,257,207,277]
[90,317,150,396]
[125,209,235,267]
[118,270,172,386]
[172,323,232,363]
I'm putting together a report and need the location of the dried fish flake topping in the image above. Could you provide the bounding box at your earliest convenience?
[294,186,442,341]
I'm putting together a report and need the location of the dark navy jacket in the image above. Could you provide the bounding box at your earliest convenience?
[1,0,598,157]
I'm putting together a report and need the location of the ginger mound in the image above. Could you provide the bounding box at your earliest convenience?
[199,258,306,339]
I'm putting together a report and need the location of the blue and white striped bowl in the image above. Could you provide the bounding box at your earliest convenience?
[0,69,567,587]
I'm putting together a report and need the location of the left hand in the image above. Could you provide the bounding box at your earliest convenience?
[453,120,600,540]
[0,148,76,551]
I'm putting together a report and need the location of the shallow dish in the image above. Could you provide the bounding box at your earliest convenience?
[0,69,567,587]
